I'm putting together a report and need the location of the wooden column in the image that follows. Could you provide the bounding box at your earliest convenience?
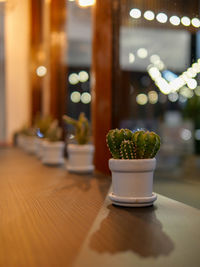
[30,0,43,122]
[92,0,120,174]
[49,0,67,122]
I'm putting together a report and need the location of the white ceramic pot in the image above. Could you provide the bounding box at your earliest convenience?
[42,141,65,165]
[17,134,26,148]
[35,138,45,159]
[108,158,157,207]
[24,136,36,154]
[67,144,94,173]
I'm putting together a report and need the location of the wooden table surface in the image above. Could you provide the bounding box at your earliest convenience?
[0,148,200,267]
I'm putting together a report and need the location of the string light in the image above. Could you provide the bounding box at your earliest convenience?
[169,15,180,26]
[144,10,155,21]
[130,8,141,19]
[156,13,168,23]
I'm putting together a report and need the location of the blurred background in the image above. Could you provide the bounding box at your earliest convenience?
[0,0,200,206]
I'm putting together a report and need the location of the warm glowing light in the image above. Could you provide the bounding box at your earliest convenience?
[191,18,200,28]
[148,66,161,80]
[137,48,148,59]
[68,73,79,85]
[192,63,200,73]
[195,86,200,96]
[156,13,168,23]
[129,53,135,63]
[144,10,155,21]
[70,91,81,103]
[168,92,178,102]
[130,8,141,19]
[180,129,192,141]
[181,16,190,26]
[187,79,197,89]
[148,91,158,104]
[78,71,89,82]
[186,68,197,78]
[150,54,160,64]
[81,92,91,104]
[136,94,148,105]
[36,66,47,77]
[156,77,171,94]
[78,0,95,7]
[179,87,194,98]
[169,15,180,26]
[169,77,185,92]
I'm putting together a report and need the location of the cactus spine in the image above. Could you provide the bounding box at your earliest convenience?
[106,129,161,159]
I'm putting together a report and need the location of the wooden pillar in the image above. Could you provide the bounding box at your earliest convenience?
[30,0,43,122]
[92,0,120,174]
[49,0,67,122]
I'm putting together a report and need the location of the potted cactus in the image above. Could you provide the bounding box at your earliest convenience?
[34,115,53,158]
[63,112,94,173]
[16,126,36,154]
[106,129,161,207]
[42,120,65,165]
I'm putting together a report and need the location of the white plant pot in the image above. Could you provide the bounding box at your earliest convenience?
[35,138,45,159]
[42,141,65,165]
[25,136,37,154]
[108,158,157,207]
[67,144,94,173]
[17,134,26,148]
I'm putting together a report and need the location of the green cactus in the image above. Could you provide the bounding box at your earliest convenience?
[106,129,133,159]
[106,129,161,159]
[63,112,90,145]
[34,115,53,137]
[46,120,62,142]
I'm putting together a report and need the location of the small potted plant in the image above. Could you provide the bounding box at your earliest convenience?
[16,126,36,154]
[34,115,53,158]
[63,112,94,173]
[42,120,65,165]
[106,129,161,207]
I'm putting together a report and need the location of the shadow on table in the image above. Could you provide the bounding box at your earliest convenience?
[89,205,174,258]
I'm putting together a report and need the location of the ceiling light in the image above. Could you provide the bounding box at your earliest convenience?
[156,13,168,23]
[191,18,200,28]
[181,16,190,26]
[150,54,160,64]
[144,10,155,21]
[68,73,79,85]
[169,15,180,26]
[36,66,47,77]
[195,86,200,96]
[180,129,192,141]
[70,91,81,103]
[136,94,148,105]
[81,92,91,104]
[129,53,135,63]
[78,0,95,7]
[168,92,178,102]
[187,79,197,89]
[78,71,89,82]
[130,8,141,19]
[148,91,158,104]
[137,48,148,59]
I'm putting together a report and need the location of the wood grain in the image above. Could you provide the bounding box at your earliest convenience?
[0,148,110,267]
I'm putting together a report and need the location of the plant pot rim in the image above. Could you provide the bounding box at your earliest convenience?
[67,143,94,152]
[43,140,65,147]
[109,158,156,172]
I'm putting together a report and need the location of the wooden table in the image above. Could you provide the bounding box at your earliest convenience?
[0,148,200,267]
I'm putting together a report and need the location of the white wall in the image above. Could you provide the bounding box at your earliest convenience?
[5,0,31,143]
[0,3,5,143]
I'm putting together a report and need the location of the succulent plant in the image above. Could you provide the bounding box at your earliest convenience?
[34,115,53,137]
[46,120,62,142]
[106,129,161,159]
[63,112,90,145]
